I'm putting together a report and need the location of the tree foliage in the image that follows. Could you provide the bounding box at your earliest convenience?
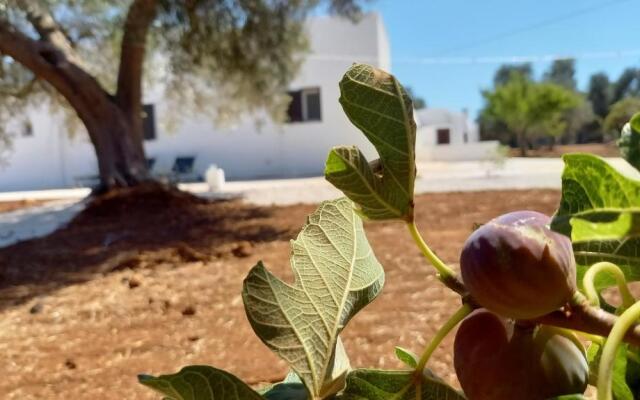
[493,63,532,87]
[1,0,367,123]
[405,86,426,109]
[587,72,612,119]
[544,59,577,91]
[612,68,640,104]
[0,0,368,187]
[480,72,581,155]
[603,97,640,135]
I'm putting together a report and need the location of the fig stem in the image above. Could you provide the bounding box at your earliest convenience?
[536,295,640,347]
[406,221,464,294]
[415,303,472,373]
[597,300,640,400]
[583,262,635,310]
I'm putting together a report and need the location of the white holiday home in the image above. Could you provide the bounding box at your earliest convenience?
[415,108,498,162]
[0,14,388,191]
[0,12,495,192]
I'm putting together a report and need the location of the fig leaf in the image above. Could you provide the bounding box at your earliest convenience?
[551,153,640,289]
[587,343,633,400]
[325,64,416,221]
[394,346,418,368]
[243,198,385,398]
[138,365,263,400]
[337,369,465,400]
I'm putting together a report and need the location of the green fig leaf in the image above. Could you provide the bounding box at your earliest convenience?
[325,63,416,221]
[394,346,418,369]
[587,343,633,400]
[618,113,640,171]
[138,365,263,400]
[624,347,640,398]
[550,154,640,289]
[243,198,385,399]
[337,369,465,400]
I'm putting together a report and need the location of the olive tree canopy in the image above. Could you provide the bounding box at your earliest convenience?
[0,0,368,190]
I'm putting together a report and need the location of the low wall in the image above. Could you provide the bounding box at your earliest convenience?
[417,141,501,162]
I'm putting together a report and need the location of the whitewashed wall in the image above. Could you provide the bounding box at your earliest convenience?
[416,140,501,162]
[0,13,389,191]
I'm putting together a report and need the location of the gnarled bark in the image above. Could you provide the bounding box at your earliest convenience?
[0,0,159,190]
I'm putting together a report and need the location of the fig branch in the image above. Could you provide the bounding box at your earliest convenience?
[408,212,640,355]
[535,293,640,347]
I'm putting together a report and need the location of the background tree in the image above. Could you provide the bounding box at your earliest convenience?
[0,0,367,191]
[612,67,640,104]
[603,97,640,135]
[543,59,577,91]
[405,86,426,109]
[493,63,533,87]
[542,59,597,144]
[480,72,581,156]
[479,65,531,143]
[587,72,612,120]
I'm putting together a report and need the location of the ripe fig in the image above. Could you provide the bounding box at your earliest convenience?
[533,325,589,397]
[460,211,576,319]
[454,309,588,400]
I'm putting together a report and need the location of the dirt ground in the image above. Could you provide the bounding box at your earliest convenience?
[509,142,619,158]
[0,199,48,213]
[0,187,561,399]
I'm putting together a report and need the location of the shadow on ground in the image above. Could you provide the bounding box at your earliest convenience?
[0,185,305,309]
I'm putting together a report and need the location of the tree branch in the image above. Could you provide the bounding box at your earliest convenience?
[115,0,158,119]
[535,296,640,347]
[14,0,81,65]
[0,18,108,116]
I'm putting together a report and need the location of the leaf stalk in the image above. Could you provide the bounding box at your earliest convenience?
[406,221,465,294]
[415,303,473,374]
[583,262,635,310]
[597,300,640,400]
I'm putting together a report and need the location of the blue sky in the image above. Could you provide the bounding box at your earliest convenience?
[365,0,640,118]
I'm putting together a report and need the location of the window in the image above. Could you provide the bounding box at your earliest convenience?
[286,88,321,122]
[437,128,450,145]
[172,156,195,174]
[142,104,156,140]
[463,132,468,143]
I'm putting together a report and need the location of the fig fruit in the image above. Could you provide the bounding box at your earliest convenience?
[454,309,588,400]
[460,210,576,319]
[533,325,589,397]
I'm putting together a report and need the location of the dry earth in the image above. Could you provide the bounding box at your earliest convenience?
[0,187,562,399]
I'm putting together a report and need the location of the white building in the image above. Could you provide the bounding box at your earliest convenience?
[415,108,499,162]
[416,108,479,146]
[0,13,494,192]
[0,14,389,191]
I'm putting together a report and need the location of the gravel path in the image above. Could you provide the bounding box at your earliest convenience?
[0,157,636,247]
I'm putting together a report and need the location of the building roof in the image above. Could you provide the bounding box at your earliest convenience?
[415,108,469,127]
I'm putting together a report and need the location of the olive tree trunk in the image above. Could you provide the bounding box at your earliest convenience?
[517,130,529,157]
[0,0,157,191]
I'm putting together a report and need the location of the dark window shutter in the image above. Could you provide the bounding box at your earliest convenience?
[437,128,450,144]
[286,90,303,122]
[142,104,156,140]
[305,90,321,121]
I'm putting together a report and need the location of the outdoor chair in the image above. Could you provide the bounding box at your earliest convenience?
[169,156,199,183]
